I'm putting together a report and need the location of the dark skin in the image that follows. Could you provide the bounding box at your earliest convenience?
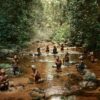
[13,54,19,64]
[37,47,41,56]
[55,56,62,72]
[12,63,19,75]
[63,55,69,64]
[0,69,9,90]
[46,45,49,52]
[53,46,58,54]
[61,44,64,51]
[32,68,41,83]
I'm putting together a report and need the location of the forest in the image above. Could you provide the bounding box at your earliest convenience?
[0,0,100,51]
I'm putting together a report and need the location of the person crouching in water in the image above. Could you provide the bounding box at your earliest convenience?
[12,62,19,75]
[0,69,9,91]
[13,54,19,64]
[53,46,58,54]
[61,44,64,51]
[76,60,86,75]
[63,52,69,66]
[31,65,41,83]
[46,45,49,53]
[37,47,41,56]
[55,56,62,72]
[89,51,97,63]
[12,54,20,75]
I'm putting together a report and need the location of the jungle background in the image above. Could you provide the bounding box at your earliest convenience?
[0,0,100,52]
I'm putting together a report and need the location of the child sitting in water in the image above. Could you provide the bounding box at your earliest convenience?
[76,60,86,74]
[55,56,62,72]
[63,52,69,66]
[37,47,41,56]
[61,44,64,51]
[0,69,9,91]
[12,62,19,75]
[89,51,97,63]
[12,54,19,64]
[53,46,58,54]
[31,65,41,83]
[46,45,49,53]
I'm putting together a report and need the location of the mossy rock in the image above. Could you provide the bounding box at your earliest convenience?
[0,63,11,69]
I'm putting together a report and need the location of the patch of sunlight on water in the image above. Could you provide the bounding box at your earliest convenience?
[47,74,54,80]
[49,95,76,100]
[49,96,61,100]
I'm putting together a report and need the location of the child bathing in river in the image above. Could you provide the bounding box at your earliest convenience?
[31,65,41,83]
[76,60,86,74]
[55,56,62,72]
[46,45,49,53]
[12,54,19,64]
[63,52,69,66]
[60,44,64,51]
[37,47,41,56]
[89,51,98,63]
[53,46,58,54]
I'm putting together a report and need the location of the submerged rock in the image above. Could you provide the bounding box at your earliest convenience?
[29,88,45,100]
[45,86,67,97]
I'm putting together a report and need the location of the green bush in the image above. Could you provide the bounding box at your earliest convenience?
[0,0,43,48]
[67,0,100,51]
[52,23,70,43]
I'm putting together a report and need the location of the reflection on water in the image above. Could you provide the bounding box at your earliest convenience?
[47,74,54,80]
[49,96,61,100]
[49,95,76,100]
[31,46,81,99]
[69,54,80,62]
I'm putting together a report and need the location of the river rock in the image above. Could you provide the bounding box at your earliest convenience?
[45,86,67,97]
[29,88,45,100]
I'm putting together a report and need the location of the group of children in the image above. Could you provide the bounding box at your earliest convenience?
[31,44,70,83]
[0,43,97,90]
[32,44,98,83]
[36,44,64,56]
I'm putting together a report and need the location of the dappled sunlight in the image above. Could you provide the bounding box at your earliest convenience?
[33,0,68,41]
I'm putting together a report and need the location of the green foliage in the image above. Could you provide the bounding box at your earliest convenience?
[0,0,100,52]
[52,23,70,43]
[0,63,11,69]
[67,0,100,50]
[0,0,43,48]
[45,0,70,43]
